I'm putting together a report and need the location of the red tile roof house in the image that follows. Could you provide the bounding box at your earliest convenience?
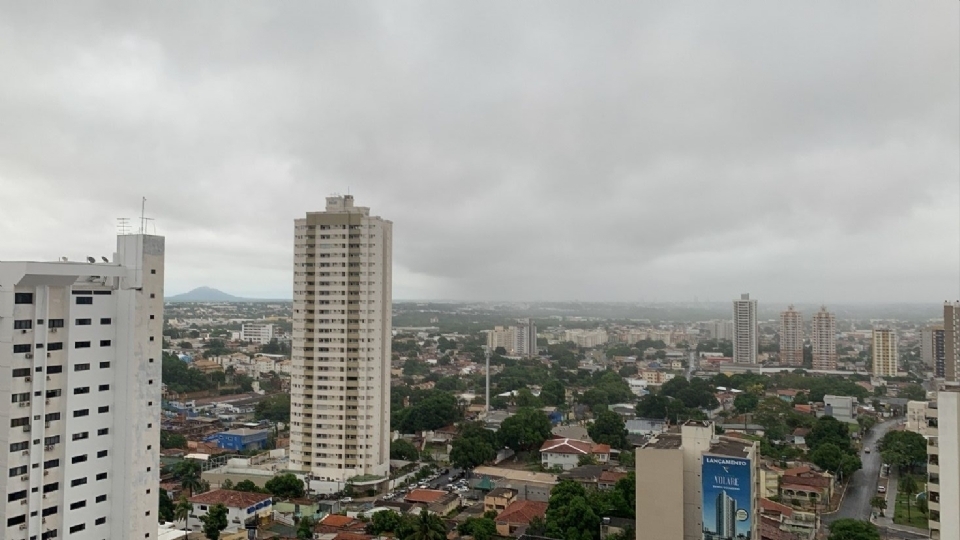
[597,471,628,491]
[495,500,549,536]
[539,438,611,470]
[184,489,273,534]
[317,514,368,534]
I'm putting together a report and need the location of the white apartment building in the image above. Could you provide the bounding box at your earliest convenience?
[733,294,757,364]
[944,302,960,382]
[872,328,898,378]
[486,319,538,357]
[240,323,276,345]
[811,307,837,371]
[928,388,960,540]
[0,234,163,540]
[562,329,608,348]
[779,306,803,367]
[289,196,392,484]
[705,320,735,342]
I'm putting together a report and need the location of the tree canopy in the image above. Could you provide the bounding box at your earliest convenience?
[588,410,628,449]
[545,480,602,540]
[827,519,880,540]
[498,408,553,452]
[264,473,305,499]
[450,422,497,469]
[879,430,927,474]
[255,394,291,423]
[393,390,462,432]
[390,439,420,461]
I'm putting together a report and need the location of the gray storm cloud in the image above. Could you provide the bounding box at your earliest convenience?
[0,1,956,302]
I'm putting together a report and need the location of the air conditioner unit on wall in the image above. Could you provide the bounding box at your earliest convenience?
[25,353,33,359]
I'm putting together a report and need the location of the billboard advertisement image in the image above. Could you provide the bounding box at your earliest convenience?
[701,455,751,540]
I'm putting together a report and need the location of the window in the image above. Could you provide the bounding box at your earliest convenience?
[75,319,91,326]
[10,441,28,452]
[7,514,26,526]
[36,319,44,325]
[74,363,90,371]
[99,362,110,369]
[71,291,92,295]
[47,366,63,374]
[10,417,29,427]
[14,293,33,304]
[42,505,58,516]
[72,432,89,441]
[47,342,63,351]
[150,315,155,320]
[74,342,91,349]
[70,477,87,487]
[97,406,109,414]
[14,320,32,330]
[45,413,60,422]
[12,392,30,402]
[43,459,59,470]
[95,495,106,503]
[149,336,155,341]
[100,318,111,325]
[69,523,85,533]
[95,472,107,481]
[7,490,27,502]
[9,465,28,477]
[95,517,106,525]
[151,269,156,274]
[73,409,89,418]
[76,297,93,305]
[99,340,111,347]
[71,455,87,464]
[13,368,30,377]
[44,436,60,446]
[73,387,90,395]
[13,344,31,354]
[43,482,59,492]
[93,290,111,295]
[98,384,109,392]
[97,450,108,458]
[96,428,108,436]
[48,319,64,328]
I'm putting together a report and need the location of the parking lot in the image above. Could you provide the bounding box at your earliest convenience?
[378,467,471,502]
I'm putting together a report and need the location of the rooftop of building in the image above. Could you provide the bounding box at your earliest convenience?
[496,500,549,525]
[486,487,517,499]
[708,437,755,458]
[404,489,449,504]
[189,489,272,508]
[640,433,682,449]
[218,428,270,436]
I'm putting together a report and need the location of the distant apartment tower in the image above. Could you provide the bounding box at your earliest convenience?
[0,234,164,540]
[945,302,960,382]
[486,319,538,357]
[635,421,759,540]
[241,322,276,345]
[811,306,838,370]
[733,294,758,364]
[922,326,946,378]
[779,306,803,367]
[562,328,609,349]
[705,320,734,341]
[289,196,392,483]
[872,328,898,378]
[927,388,960,540]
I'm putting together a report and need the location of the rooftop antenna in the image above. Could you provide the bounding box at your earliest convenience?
[139,197,147,234]
[117,218,131,235]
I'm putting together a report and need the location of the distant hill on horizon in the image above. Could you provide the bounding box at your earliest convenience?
[166,287,289,303]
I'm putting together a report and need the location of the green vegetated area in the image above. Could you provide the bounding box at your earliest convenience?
[161,352,255,395]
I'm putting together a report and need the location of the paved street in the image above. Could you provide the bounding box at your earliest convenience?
[823,419,898,524]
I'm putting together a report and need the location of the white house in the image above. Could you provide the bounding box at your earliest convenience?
[539,438,611,470]
[181,490,273,533]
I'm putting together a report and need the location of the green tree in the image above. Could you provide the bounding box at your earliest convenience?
[450,422,497,469]
[806,416,852,453]
[234,479,265,493]
[827,518,880,540]
[810,443,845,473]
[158,489,175,522]
[404,508,446,540]
[879,430,927,474]
[161,431,188,449]
[368,510,405,535]
[297,516,315,540]
[174,460,203,497]
[635,394,670,419]
[515,388,543,408]
[898,384,926,401]
[588,410,628,449]
[264,473,305,499]
[869,496,887,517]
[498,408,553,452]
[527,515,547,536]
[174,496,193,532]
[457,517,497,540]
[618,449,634,468]
[200,503,229,540]
[255,394,291,423]
[390,439,420,461]
[396,391,462,432]
[545,480,601,540]
[900,475,919,522]
[733,393,760,414]
[577,454,599,466]
[541,379,566,407]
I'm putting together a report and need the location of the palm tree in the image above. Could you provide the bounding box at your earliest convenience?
[901,475,919,522]
[869,495,887,517]
[174,496,194,533]
[176,460,204,497]
[405,509,446,540]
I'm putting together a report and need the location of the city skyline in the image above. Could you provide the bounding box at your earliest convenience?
[0,2,957,303]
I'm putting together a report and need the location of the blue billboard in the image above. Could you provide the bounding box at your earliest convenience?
[702,455,752,540]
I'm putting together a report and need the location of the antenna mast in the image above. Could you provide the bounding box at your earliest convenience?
[140,197,147,233]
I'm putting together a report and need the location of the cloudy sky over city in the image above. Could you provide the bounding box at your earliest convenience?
[0,2,957,302]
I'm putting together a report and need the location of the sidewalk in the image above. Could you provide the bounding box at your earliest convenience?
[871,468,928,537]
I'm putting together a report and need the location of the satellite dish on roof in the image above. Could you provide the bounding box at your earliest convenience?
[101,257,109,263]
[87,257,96,263]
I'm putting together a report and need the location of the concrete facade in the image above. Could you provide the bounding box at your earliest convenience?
[872,327,898,377]
[928,389,959,540]
[289,196,392,483]
[733,294,757,364]
[240,323,276,345]
[944,303,960,382]
[779,306,803,367]
[0,234,164,540]
[811,306,837,371]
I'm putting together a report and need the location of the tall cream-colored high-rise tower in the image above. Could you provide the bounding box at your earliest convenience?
[779,305,803,367]
[811,306,837,370]
[945,302,960,382]
[872,327,898,378]
[733,294,757,364]
[289,196,392,483]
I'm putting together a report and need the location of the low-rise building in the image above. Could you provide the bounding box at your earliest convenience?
[540,438,611,470]
[204,428,271,451]
[495,500,549,537]
[485,488,518,514]
[182,490,274,534]
[822,395,857,424]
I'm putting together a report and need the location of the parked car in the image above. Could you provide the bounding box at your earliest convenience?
[341,497,353,503]
[877,486,886,493]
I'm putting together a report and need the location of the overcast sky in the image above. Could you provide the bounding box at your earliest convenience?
[0,2,957,303]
